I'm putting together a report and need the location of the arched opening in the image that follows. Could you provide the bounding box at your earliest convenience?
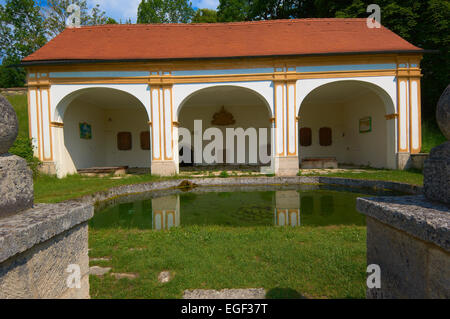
[177,85,272,170]
[60,88,151,173]
[298,81,395,169]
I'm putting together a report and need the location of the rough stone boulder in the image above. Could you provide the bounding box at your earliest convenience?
[424,85,450,205]
[0,154,34,217]
[0,94,18,155]
[0,94,34,217]
[437,84,450,140]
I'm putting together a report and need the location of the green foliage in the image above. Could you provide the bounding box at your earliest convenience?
[9,137,41,175]
[219,170,229,178]
[44,0,112,38]
[192,8,218,23]
[0,57,27,88]
[217,0,449,122]
[217,0,249,21]
[421,119,447,153]
[105,17,118,24]
[137,0,195,23]
[0,0,47,87]
[6,94,41,175]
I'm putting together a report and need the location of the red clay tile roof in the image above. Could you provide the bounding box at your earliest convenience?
[23,19,423,64]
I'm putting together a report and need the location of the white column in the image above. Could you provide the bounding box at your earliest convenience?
[273,80,299,176]
[149,84,178,175]
[409,78,422,154]
[398,78,410,153]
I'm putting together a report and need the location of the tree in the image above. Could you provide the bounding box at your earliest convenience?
[335,0,449,121]
[137,0,195,23]
[44,0,110,38]
[192,8,218,23]
[105,17,118,24]
[217,0,249,21]
[0,0,47,88]
[216,0,449,122]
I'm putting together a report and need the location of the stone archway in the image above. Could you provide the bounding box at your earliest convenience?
[297,80,396,169]
[177,85,273,169]
[54,87,151,177]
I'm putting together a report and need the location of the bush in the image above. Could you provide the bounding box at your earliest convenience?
[219,171,229,178]
[9,136,41,176]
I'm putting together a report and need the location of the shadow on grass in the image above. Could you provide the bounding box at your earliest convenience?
[265,288,307,299]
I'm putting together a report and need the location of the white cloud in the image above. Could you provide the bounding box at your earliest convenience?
[86,0,220,23]
[191,0,219,10]
[87,0,141,23]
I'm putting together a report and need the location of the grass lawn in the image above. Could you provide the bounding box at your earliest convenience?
[3,93,423,299]
[34,174,175,203]
[300,168,424,186]
[34,168,424,203]
[89,225,366,299]
[422,120,447,153]
[6,94,29,138]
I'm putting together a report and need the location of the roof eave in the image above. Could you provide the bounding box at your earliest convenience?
[19,49,433,68]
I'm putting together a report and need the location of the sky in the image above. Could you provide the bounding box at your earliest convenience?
[0,0,221,23]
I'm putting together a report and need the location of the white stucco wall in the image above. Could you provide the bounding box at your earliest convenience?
[63,100,150,170]
[51,84,151,123]
[40,66,404,177]
[179,104,272,165]
[173,81,274,119]
[299,91,388,168]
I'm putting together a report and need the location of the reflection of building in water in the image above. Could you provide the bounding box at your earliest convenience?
[152,195,180,230]
[274,191,301,227]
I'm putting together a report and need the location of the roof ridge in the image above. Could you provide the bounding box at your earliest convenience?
[70,18,369,30]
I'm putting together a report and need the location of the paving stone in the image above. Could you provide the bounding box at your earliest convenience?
[89,266,111,276]
[158,271,172,283]
[89,257,111,262]
[112,273,138,280]
[183,288,266,299]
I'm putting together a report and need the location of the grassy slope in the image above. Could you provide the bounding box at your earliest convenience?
[6,94,29,138]
[89,225,366,299]
[421,119,446,153]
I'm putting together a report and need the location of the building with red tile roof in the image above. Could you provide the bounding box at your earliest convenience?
[23,19,423,64]
[24,19,424,177]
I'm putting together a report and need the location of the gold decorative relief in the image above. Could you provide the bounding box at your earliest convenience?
[211,106,235,126]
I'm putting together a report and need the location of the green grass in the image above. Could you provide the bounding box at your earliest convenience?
[6,94,29,137]
[421,120,446,153]
[300,168,423,186]
[89,225,366,299]
[34,174,181,203]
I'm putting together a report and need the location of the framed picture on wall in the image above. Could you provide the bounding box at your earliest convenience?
[359,117,372,133]
[79,122,92,139]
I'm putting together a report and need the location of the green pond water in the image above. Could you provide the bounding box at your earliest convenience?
[90,185,404,230]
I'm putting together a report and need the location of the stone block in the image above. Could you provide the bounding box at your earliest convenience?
[274,156,299,176]
[397,152,411,170]
[423,142,450,205]
[0,154,33,217]
[357,196,450,299]
[151,160,178,176]
[0,222,90,299]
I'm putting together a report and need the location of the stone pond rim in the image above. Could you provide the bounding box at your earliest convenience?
[0,94,19,155]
